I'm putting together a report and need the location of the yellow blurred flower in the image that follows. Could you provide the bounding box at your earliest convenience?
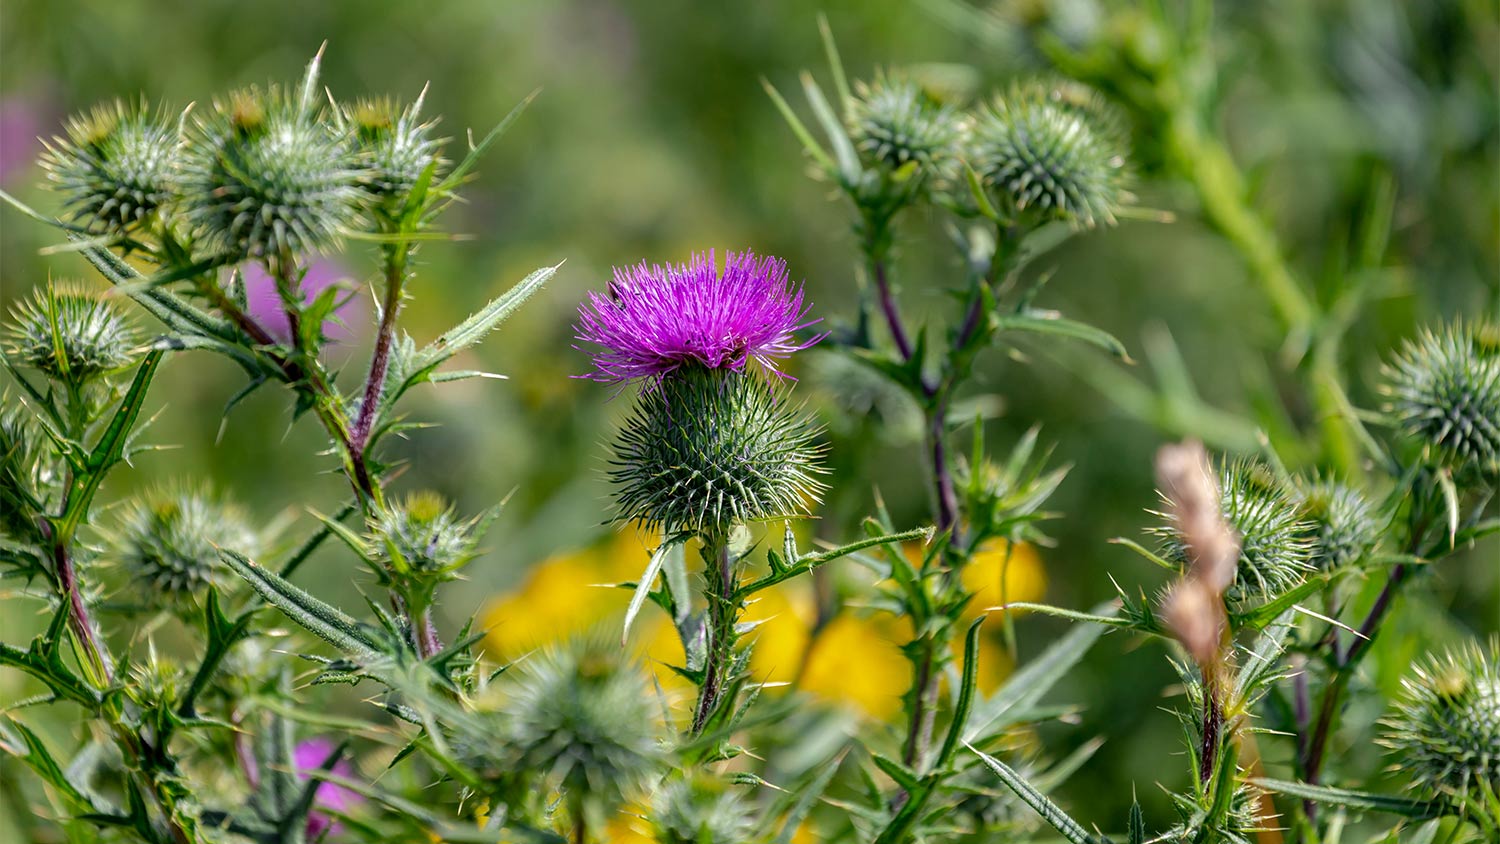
[961,538,1046,616]
[799,614,913,722]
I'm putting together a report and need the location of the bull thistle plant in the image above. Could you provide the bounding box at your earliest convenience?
[0,6,1496,844]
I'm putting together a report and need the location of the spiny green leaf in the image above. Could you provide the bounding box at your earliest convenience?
[219,548,387,658]
[1253,779,1442,819]
[969,744,1101,844]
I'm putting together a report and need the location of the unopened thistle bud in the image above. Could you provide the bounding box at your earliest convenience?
[0,405,46,543]
[367,491,482,578]
[649,777,757,844]
[4,283,137,383]
[493,640,663,812]
[114,486,258,602]
[970,79,1129,228]
[1381,640,1500,806]
[1154,457,1312,601]
[611,370,826,534]
[39,100,180,235]
[339,94,444,207]
[181,85,362,262]
[849,74,963,178]
[1293,476,1379,569]
[1382,321,1500,481]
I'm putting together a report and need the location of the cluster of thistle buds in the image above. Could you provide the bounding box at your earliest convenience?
[38,49,441,276]
[830,71,1131,235]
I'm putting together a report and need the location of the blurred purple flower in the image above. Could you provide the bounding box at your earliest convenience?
[243,260,358,343]
[0,95,46,186]
[575,249,821,385]
[293,738,363,838]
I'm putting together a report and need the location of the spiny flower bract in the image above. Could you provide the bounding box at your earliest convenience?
[4,282,138,383]
[849,74,963,175]
[496,639,664,809]
[339,94,444,206]
[576,250,820,384]
[181,85,363,262]
[113,485,258,601]
[1382,321,1500,480]
[649,777,759,844]
[39,99,180,235]
[970,79,1128,228]
[1380,639,1500,806]
[367,491,482,577]
[1293,476,1379,569]
[1153,458,1313,600]
[610,369,827,534]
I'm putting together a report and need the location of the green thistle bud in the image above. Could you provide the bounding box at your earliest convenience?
[4,283,137,383]
[366,491,481,578]
[1382,321,1500,480]
[970,79,1129,228]
[339,94,444,206]
[1293,476,1379,569]
[0,404,47,544]
[181,85,362,262]
[610,370,827,535]
[849,74,963,177]
[1381,640,1500,806]
[113,485,258,602]
[1154,458,1313,600]
[649,778,757,844]
[494,639,663,814]
[39,99,180,235]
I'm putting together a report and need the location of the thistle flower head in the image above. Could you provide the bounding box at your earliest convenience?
[970,79,1128,228]
[1293,476,1379,569]
[1381,639,1500,805]
[1382,321,1500,480]
[181,83,362,262]
[4,282,137,383]
[610,369,827,534]
[113,485,258,602]
[39,99,180,235]
[0,403,46,543]
[366,491,482,577]
[1154,458,1313,601]
[649,777,758,844]
[497,639,663,810]
[339,93,444,204]
[576,250,821,385]
[849,73,963,175]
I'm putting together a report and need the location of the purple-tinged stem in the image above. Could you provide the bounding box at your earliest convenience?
[351,252,408,453]
[872,258,916,366]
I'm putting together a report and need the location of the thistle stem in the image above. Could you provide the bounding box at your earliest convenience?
[1198,663,1224,786]
[692,538,736,734]
[871,257,916,365]
[351,247,408,453]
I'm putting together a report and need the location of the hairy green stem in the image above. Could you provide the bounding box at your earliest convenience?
[692,538,736,734]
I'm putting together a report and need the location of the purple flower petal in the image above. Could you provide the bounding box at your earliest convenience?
[575,249,822,385]
[243,260,358,343]
[294,737,363,838]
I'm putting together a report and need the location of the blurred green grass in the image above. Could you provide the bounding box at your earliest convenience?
[1,0,1496,835]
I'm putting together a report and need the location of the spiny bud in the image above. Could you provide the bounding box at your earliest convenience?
[114,485,258,602]
[0,404,47,543]
[970,79,1129,228]
[339,94,444,206]
[848,74,963,177]
[489,639,663,811]
[1153,457,1313,601]
[181,84,362,262]
[39,99,180,235]
[4,283,137,383]
[1382,321,1500,481]
[1293,476,1379,569]
[1381,639,1500,805]
[649,777,757,844]
[367,491,482,578]
[610,368,827,535]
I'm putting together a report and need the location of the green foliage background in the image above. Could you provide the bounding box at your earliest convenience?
[1,0,1496,835]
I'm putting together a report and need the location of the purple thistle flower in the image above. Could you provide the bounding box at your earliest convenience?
[293,738,363,838]
[575,249,821,384]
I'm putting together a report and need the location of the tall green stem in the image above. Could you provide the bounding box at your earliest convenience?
[692,536,736,734]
